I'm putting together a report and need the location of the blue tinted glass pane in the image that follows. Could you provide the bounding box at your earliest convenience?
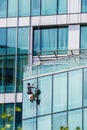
[8,0,17,17]
[0,56,5,93]
[38,76,52,115]
[15,103,22,129]
[23,118,36,130]
[34,30,40,55]
[0,28,6,46]
[18,27,29,54]
[41,0,57,15]
[53,73,67,112]
[0,104,4,127]
[53,112,67,130]
[5,104,14,129]
[41,29,57,53]
[0,28,6,55]
[81,26,87,49]
[23,79,37,119]
[58,0,67,14]
[19,0,30,16]
[58,27,68,51]
[0,0,7,17]
[82,0,87,12]
[31,0,40,16]
[84,108,87,130]
[84,68,87,106]
[17,55,28,92]
[7,28,16,55]
[68,110,82,130]
[68,69,82,109]
[6,56,15,93]
[37,115,51,130]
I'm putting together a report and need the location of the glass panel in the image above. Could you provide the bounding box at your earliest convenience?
[18,27,29,54]
[0,28,6,55]
[58,0,67,14]
[68,110,82,130]
[41,0,57,15]
[53,72,67,112]
[7,28,16,55]
[80,26,87,49]
[23,118,36,130]
[19,0,30,16]
[38,76,52,115]
[84,108,87,130]
[23,79,37,119]
[33,30,40,56]
[6,56,15,93]
[8,0,17,17]
[0,104,4,128]
[82,0,87,12]
[37,115,51,130]
[68,69,82,109]
[15,103,22,130]
[31,0,40,16]
[53,112,67,130]
[58,27,68,52]
[41,29,57,54]
[5,104,14,130]
[84,68,87,106]
[17,55,28,92]
[0,0,7,17]
[0,56,5,93]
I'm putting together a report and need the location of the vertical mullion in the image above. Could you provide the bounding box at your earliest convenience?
[82,68,84,130]
[51,74,54,130]
[67,71,69,126]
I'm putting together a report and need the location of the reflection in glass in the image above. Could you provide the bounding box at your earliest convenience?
[53,73,67,112]
[68,110,82,130]
[6,56,15,93]
[37,115,51,130]
[38,76,52,115]
[17,55,28,92]
[0,28,6,55]
[5,104,14,130]
[0,104,4,128]
[0,56,5,93]
[15,103,22,130]
[68,69,82,109]
[53,112,67,130]
[41,0,57,15]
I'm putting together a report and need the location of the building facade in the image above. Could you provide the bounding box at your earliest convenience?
[23,58,87,130]
[0,0,87,129]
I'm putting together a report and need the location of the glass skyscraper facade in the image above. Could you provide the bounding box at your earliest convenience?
[0,0,87,130]
[23,65,87,130]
